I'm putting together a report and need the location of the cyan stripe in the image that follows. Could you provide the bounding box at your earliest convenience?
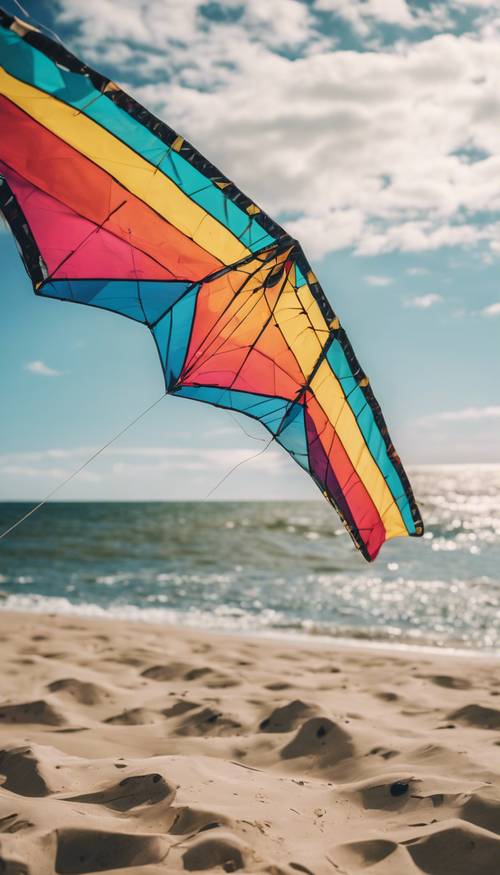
[326,339,415,533]
[0,27,275,254]
[40,278,192,325]
[152,285,199,387]
[295,265,307,287]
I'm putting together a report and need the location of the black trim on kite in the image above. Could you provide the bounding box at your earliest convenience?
[0,174,46,286]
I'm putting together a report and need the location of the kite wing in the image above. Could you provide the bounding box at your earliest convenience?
[0,10,423,561]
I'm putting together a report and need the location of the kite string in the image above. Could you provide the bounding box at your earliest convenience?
[226,411,266,443]
[204,436,275,500]
[0,392,167,542]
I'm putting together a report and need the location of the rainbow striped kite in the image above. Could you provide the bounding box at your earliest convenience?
[0,10,423,560]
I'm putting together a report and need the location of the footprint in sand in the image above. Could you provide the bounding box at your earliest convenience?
[461,787,500,835]
[341,771,489,816]
[183,668,239,689]
[175,707,242,737]
[168,805,229,835]
[264,682,292,692]
[424,674,472,690]
[64,773,176,811]
[374,690,400,702]
[162,700,199,718]
[0,700,64,726]
[47,679,112,707]
[141,662,190,681]
[55,828,169,874]
[258,700,316,733]
[0,746,53,798]
[0,852,33,874]
[447,704,500,730]
[404,822,500,875]
[281,717,354,766]
[332,837,401,872]
[367,746,400,760]
[105,707,166,725]
[0,813,34,834]
[182,832,250,872]
[339,774,415,811]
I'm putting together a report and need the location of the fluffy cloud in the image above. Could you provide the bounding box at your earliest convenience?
[0,442,295,501]
[25,360,62,377]
[405,266,429,275]
[54,1,500,260]
[0,444,285,479]
[404,293,442,308]
[420,405,500,424]
[364,274,394,286]
[316,0,454,37]
[481,301,500,316]
[0,464,99,482]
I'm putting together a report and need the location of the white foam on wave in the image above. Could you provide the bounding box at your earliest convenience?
[1,592,498,657]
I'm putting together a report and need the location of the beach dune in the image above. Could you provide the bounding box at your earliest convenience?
[0,611,499,874]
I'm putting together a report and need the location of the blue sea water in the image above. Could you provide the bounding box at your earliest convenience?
[0,465,498,651]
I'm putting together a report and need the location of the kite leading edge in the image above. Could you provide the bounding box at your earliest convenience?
[0,9,423,561]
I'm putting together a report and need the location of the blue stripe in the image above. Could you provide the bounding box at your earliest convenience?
[40,279,192,325]
[0,28,275,255]
[175,386,309,471]
[152,285,199,387]
[326,339,415,533]
[295,265,307,287]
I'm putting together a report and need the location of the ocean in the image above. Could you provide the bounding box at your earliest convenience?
[0,464,498,652]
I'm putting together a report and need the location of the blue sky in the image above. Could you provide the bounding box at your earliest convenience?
[0,0,499,501]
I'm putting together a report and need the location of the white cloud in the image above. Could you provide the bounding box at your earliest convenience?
[0,464,100,482]
[111,448,283,476]
[0,440,302,501]
[406,266,429,276]
[51,2,500,261]
[25,360,63,377]
[1,464,67,479]
[404,293,443,308]
[316,0,454,37]
[481,301,500,316]
[420,405,500,424]
[364,274,394,286]
[0,444,285,482]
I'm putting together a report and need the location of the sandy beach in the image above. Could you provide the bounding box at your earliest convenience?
[0,612,497,874]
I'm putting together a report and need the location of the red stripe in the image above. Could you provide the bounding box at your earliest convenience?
[306,394,386,559]
[0,96,221,282]
[0,161,172,281]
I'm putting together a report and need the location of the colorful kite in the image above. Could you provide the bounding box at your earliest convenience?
[0,10,423,560]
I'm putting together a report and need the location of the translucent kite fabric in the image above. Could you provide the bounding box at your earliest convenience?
[0,10,423,560]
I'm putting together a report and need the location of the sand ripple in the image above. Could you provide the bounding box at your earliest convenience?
[0,613,499,874]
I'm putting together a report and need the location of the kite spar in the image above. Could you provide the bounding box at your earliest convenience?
[0,10,423,560]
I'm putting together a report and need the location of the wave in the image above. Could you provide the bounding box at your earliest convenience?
[1,592,498,655]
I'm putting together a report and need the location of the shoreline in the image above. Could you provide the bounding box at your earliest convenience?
[0,601,498,661]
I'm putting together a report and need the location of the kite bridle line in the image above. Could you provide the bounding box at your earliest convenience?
[0,391,167,541]
[11,1,64,44]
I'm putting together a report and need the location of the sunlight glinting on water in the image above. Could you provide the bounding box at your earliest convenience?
[0,465,498,650]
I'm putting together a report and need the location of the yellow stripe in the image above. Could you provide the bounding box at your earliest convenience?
[311,361,406,536]
[0,68,249,266]
[275,277,406,536]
